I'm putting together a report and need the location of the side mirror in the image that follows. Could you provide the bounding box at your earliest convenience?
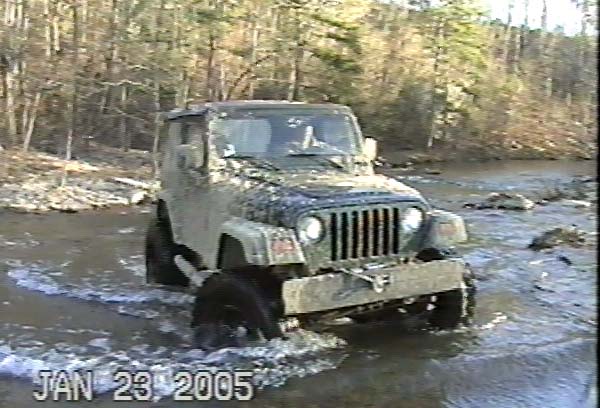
[364,138,378,161]
[176,144,204,170]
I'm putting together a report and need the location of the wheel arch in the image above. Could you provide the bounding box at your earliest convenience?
[157,199,169,222]
[218,218,306,268]
[217,234,248,269]
[217,233,288,318]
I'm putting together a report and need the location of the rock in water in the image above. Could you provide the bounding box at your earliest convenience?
[560,199,592,208]
[129,190,147,205]
[424,168,442,175]
[528,226,586,250]
[464,192,536,210]
[557,255,573,265]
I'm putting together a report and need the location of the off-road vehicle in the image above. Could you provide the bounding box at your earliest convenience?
[146,101,475,349]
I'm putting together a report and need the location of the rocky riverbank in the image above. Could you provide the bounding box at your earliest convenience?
[1,143,596,214]
[377,136,597,168]
[0,145,157,213]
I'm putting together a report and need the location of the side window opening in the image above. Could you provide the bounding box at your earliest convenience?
[183,121,207,146]
[181,124,190,145]
[210,118,272,157]
[182,118,208,170]
[168,122,183,145]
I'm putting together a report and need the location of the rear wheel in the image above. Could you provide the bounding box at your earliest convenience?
[191,271,283,350]
[145,216,189,286]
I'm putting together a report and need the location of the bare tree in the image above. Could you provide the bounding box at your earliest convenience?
[61,1,80,186]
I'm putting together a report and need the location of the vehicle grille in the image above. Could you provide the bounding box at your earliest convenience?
[329,206,402,261]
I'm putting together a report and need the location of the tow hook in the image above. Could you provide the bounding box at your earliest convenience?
[340,267,392,293]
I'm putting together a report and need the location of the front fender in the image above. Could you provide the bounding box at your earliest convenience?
[422,209,468,249]
[220,217,306,266]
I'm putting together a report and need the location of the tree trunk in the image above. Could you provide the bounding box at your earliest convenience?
[206,33,217,102]
[247,16,260,99]
[100,0,119,114]
[378,6,401,97]
[173,4,189,106]
[151,0,164,177]
[219,64,228,101]
[81,0,88,49]
[52,3,60,53]
[540,0,554,103]
[4,62,19,144]
[21,91,30,138]
[119,84,129,151]
[152,81,162,179]
[502,0,514,69]
[519,0,529,63]
[3,0,27,145]
[22,91,41,152]
[62,2,79,187]
[287,10,303,101]
[43,0,52,57]
[512,26,521,74]
[575,0,590,103]
[428,16,444,149]
[268,6,280,83]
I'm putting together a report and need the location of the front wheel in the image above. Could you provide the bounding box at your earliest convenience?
[350,265,476,330]
[191,271,283,350]
[428,268,476,330]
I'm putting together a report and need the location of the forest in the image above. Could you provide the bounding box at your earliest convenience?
[0,0,597,162]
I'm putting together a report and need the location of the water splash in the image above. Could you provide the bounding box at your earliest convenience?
[2,262,348,400]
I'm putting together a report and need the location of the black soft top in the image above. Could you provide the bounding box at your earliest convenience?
[163,100,352,121]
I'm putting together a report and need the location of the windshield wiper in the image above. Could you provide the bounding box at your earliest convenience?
[285,153,346,170]
[224,154,280,171]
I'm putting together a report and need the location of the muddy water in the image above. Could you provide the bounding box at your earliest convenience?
[0,160,596,407]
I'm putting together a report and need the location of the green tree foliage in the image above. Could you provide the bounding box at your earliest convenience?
[0,0,596,158]
[420,0,488,147]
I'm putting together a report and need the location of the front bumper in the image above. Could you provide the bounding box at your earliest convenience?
[282,259,467,315]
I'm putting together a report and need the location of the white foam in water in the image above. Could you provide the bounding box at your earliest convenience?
[0,328,347,400]
[3,261,348,399]
[117,227,136,234]
[116,305,161,319]
[478,312,508,331]
[118,256,145,277]
[7,264,194,306]
[88,338,112,351]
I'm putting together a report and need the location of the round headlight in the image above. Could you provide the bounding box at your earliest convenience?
[401,207,423,233]
[297,216,324,244]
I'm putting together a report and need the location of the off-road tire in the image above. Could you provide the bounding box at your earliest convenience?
[145,217,189,286]
[191,271,283,350]
[350,250,476,329]
[428,268,476,330]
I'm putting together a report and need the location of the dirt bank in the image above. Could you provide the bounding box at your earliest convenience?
[379,135,597,167]
[0,145,156,213]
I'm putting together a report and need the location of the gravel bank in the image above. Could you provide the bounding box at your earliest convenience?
[0,146,157,213]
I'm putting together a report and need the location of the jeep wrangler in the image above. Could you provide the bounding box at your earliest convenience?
[145,101,475,349]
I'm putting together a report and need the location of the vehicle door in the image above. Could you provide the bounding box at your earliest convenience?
[170,116,211,258]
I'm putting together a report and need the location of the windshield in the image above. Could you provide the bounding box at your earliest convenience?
[209,109,360,159]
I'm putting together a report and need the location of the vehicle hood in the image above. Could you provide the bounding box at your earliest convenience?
[227,169,428,227]
[265,171,422,199]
